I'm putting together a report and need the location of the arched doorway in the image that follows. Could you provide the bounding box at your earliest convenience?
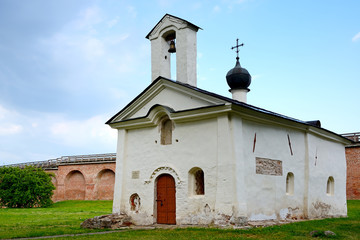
[95,169,115,200]
[156,174,176,224]
[65,170,85,200]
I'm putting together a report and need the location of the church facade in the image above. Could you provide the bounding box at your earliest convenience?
[106,14,349,226]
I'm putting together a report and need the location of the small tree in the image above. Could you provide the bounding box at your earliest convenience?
[0,166,55,208]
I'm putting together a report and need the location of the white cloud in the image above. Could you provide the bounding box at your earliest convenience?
[115,53,137,73]
[252,74,261,80]
[0,151,23,165]
[38,5,142,84]
[213,5,221,12]
[0,105,19,120]
[127,6,137,18]
[74,6,102,32]
[50,115,117,147]
[105,34,130,45]
[83,37,105,60]
[192,2,202,10]
[0,105,8,119]
[108,88,129,100]
[107,16,120,28]
[352,32,360,42]
[0,105,23,135]
[157,0,176,8]
[223,0,250,11]
[25,152,58,162]
[0,124,23,135]
[0,102,117,164]
[235,0,248,3]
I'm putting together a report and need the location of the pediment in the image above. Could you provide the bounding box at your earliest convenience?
[106,78,227,124]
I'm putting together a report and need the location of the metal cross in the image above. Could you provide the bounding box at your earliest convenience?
[231,38,244,59]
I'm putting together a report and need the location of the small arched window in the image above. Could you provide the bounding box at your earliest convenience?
[326,176,334,196]
[286,172,294,195]
[188,167,205,196]
[161,117,172,145]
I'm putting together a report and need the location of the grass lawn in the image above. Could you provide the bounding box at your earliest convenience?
[0,200,359,239]
[0,200,113,239]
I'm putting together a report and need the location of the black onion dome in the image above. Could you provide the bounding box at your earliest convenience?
[226,58,251,90]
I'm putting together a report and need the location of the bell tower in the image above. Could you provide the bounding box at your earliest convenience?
[146,14,201,87]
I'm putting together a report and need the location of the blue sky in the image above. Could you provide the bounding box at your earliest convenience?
[0,0,359,165]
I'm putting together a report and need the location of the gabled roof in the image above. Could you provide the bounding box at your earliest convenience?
[105,76,224,124]
[145,14,202,39]
[106,76,351,144]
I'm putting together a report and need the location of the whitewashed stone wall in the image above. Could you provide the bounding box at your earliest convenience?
[112,112,347,225]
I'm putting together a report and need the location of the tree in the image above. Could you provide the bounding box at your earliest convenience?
[0,166,55,208]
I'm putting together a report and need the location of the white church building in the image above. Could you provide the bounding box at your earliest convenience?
[106,14,349,226]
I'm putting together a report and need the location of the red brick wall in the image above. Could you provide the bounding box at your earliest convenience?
[346,146,360,199]
[65,170,86,200]
[46,162,115,202]
[94,169,116,200]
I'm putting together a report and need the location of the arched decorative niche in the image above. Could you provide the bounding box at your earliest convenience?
[129,193,141,212]
[145,166,182,184]
[286,172,294,196]
[326,176,334,196]
[65,170,86,200]
[94,169,115,200]
[145,105,175,145]
[188,167,205,196]
[159,115,174,145]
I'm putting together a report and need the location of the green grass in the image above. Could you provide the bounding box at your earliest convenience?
[0,200,113,239]
[0,200,359,239]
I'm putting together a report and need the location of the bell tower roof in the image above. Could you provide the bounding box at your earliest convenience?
[146,14,201,40]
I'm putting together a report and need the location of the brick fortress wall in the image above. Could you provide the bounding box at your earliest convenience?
[8,153,116,202]
[345,146,360,199]
[342,132,360,200]
[47,162,115,202]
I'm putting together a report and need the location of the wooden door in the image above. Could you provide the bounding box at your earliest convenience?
[156,174,176,224]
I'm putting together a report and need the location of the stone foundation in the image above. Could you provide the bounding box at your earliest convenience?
[81,213,132,229]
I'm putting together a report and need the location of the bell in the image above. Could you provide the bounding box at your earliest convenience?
[168,40,176,53]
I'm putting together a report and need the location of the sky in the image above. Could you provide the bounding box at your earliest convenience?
[0,0,359,165]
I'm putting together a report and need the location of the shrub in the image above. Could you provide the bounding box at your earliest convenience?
[0,166,55,208]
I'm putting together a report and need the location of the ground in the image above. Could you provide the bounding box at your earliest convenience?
[0,200,359,239]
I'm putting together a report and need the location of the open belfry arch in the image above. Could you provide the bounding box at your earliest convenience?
[146,14,201,86]
[107,14,350,226]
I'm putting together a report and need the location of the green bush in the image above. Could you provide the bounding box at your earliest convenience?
[0,166,55,208]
